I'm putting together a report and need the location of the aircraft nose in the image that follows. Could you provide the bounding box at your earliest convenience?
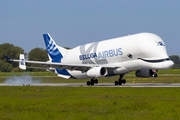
[169,60,174,69]
[162,60,174,70]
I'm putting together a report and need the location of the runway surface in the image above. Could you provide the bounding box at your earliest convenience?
[1,83,180,87]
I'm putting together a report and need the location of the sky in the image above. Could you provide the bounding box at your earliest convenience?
[0,0,180,56]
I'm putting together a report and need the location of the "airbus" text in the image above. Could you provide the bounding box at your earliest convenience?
[79,48,123,60]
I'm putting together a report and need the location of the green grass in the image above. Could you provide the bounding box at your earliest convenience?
[0,74,180,84]
[0,87,180,120]
[0,69,180,77]
[0,69,180,84]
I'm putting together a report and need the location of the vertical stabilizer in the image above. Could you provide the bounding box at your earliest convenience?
[43,33,67,62]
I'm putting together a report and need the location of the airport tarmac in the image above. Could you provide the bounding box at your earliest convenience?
[1,83,180,87]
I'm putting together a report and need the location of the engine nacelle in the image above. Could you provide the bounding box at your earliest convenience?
[136,69,157,78]
[87,67,108,78]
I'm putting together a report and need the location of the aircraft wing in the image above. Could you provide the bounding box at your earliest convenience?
[4,55,116,72]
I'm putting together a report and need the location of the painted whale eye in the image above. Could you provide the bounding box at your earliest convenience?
[127,53,133,58]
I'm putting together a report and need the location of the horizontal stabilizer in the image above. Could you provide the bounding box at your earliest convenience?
[4,55,12,61]
[19,54,26,70]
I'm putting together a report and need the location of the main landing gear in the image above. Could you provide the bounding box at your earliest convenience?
[87,75,126,86]
[115,74,126,85]
[87,78,98,86]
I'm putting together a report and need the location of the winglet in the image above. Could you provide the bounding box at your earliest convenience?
[4,55,12,61]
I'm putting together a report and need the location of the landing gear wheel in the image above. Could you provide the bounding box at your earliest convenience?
[87,81,91,86]
[114,74,126,86]
[87,78,98,86]
[122,79,126,84]
[94,79,98,84]
[154,74,157,77]
[118,80,122,85]
[115,81,119,85]
[91,81,94,85]
[91,79,94,86]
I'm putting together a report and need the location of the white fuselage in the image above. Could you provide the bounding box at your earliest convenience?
[60,33,173,79]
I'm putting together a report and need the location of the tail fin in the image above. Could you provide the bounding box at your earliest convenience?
[43,33,67,62]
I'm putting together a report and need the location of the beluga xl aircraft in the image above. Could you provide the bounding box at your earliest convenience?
[4,33,174,86]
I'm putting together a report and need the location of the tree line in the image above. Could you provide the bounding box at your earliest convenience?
[0,43,48,72]
[0,43,180,72]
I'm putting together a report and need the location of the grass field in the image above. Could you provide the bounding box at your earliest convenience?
[0,86,180,120]
[1,73,180,84]
[0,70,180,120]
[1,75,180,84]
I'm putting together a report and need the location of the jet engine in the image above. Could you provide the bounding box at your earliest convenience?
[87,67,108,78]
[136,69,157,78]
